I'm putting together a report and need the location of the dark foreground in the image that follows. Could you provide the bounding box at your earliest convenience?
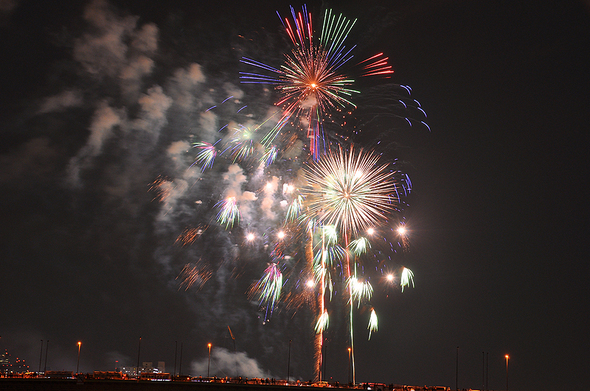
[1,379,296,391]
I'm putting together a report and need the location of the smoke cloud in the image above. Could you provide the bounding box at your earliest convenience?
[191,347,271,379]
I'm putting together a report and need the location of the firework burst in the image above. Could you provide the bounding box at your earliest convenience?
[215,197,240,229]
[250,262,284,322]
[241,6,393,159]
[302,145,401,235]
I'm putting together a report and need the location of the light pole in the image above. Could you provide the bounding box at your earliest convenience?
[455,346,459,391]
[76,342,82,374]
[44,340,49,373]
[287,339,291,382]
[174,341,177,377]
[207,343,212,377]
[38,340,43,373]
[505,354,509,391]
[136,337,142,377]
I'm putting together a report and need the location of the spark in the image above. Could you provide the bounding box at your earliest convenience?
[315,310,330,333]
[349,277,373,306]
[149,175,173,202]
[400,267,415,292]
[286,195,304,223]
[226,125,255,162]
[367,308,378,340]
[251,263,283,321]
[192,142,217,171]
[177,263,212,291]
[175,226,206,246]
[261,145,278,166]
[215,197,239,229]
[348,236,371,256]
[322,225,338,245]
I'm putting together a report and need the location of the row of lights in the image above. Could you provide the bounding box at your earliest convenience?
[71,341,215,377]
[245,226,408,242]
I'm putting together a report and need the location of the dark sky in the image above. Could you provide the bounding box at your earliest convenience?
[1,1,589,390]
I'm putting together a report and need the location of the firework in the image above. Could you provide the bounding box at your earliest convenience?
[285,194,304,223]
[240,6,393,159]
[224,125,256,162]
[177,262,212,291]
[175,226,207,246]
[302,145,400,235]
[149,175,173,202]
[315,310,330,333]
[400,267,415,292]
[215,197,240,229]
[348,236,370,256]
[192,141,217,171]
[367,308,378,340]
[179,5,423,383]
[350,277,373,306]
[251,263,284,321]
[260,145,278,166]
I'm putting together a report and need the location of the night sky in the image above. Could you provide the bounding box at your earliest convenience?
[1,1,588,391]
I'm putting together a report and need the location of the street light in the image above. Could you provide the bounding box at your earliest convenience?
[207,343,212,377]
[76,342,82,374]
[505,354,510,391]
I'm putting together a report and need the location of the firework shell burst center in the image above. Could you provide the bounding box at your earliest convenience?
[302,146,399,236]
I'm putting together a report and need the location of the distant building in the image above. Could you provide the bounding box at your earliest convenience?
[0,349,30,374]
[119,361,165,376]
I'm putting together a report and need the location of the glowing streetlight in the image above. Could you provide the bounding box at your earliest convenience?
[207,343,212,377]
[505,354,510,391]
[76,342,82,374]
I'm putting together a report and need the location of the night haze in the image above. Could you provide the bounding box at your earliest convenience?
[1,1,588,391]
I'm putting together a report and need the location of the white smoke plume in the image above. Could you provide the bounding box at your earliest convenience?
[191,347,271,379]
